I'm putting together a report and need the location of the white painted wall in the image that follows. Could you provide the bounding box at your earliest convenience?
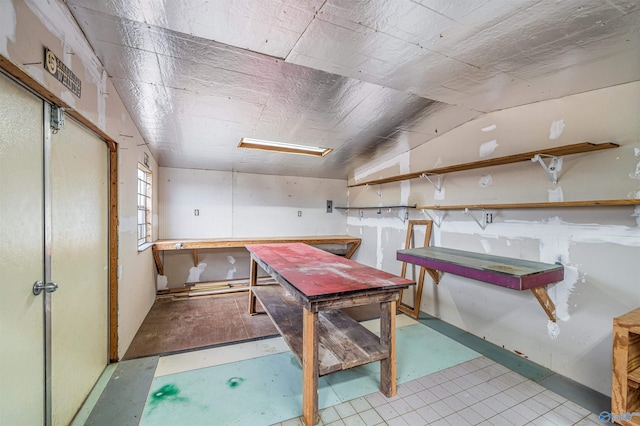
[1,0,159,359]
[348,82,640,396]
[158,168,347,287]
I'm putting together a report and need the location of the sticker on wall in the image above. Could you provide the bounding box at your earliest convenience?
[547,320,560,339]
[630,159,640,180]
[186,262,207,283]
[479,140,499,158]
[548,186,564,202]
[226,267,236,280]
[551,265,579,322]
[549,119,565,140]
[479,174,492,187]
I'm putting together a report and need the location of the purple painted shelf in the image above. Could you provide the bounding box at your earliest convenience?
[396,246,564,291]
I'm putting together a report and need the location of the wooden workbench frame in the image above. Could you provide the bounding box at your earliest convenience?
[152,235,362,275]
[246,244,410,426]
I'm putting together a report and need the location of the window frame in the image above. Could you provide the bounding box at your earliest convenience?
[137,163,153,249]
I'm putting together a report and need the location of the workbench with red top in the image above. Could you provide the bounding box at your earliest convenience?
[246,243,414,426]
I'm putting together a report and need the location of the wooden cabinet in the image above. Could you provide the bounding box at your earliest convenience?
[612,307,640,425]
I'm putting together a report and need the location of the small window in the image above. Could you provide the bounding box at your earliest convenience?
[137,164,152,247]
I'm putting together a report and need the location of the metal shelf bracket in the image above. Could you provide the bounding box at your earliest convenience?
[420,173,442,192]
[464,208,488,230]
[531,154,560,184]
[397,208,409,224]
[421,209,445,227]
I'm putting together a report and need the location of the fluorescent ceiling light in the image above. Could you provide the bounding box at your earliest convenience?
[238,137,332,157]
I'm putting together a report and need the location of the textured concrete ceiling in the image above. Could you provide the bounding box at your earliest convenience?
[66,0,639,179]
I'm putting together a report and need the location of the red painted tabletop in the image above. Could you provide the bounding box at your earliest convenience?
[246,243,414,299]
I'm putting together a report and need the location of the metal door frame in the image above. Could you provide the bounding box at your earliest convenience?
[42,101,53,426]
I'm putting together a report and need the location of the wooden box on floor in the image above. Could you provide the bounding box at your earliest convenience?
[612,307,640,425]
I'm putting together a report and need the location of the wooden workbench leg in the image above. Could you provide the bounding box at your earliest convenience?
[248,258,258,315]
[380,299,397,398]
[344,240,361,259]
[530,287,557,322]
[152,246,164,275]
[302,307,319,426]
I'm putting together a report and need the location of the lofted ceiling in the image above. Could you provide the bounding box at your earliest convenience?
[66,0,639,179]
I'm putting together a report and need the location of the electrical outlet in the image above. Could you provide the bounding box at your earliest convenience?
[326,200,333,213]
[298,210,302,217]
[194,209,199,216]
[485,212,493,224]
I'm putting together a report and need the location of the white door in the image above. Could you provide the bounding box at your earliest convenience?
[0,74,45,424]
[50,116,109,425]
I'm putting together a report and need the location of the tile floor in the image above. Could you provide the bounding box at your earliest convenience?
[272,356,602,426]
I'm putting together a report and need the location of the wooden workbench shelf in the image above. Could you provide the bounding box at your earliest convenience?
[252,285,388,376]
[349,142,618,188]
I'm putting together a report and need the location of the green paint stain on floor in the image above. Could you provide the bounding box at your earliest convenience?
[226,377,244,388]
[149,384,187,408]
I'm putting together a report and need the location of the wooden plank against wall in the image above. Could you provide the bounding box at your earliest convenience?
[109,146,119,362]
[399,220,437,319]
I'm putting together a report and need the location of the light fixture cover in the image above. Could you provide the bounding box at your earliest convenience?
[238,137,332,157]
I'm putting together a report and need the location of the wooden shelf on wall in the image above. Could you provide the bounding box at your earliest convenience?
[396,246,563,322]
[348,142,619,188]
[417,199,639,210]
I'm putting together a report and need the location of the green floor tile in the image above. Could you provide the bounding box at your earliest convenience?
[139,322,479,425]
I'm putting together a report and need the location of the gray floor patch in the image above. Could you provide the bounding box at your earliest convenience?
[85,356,159,426]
